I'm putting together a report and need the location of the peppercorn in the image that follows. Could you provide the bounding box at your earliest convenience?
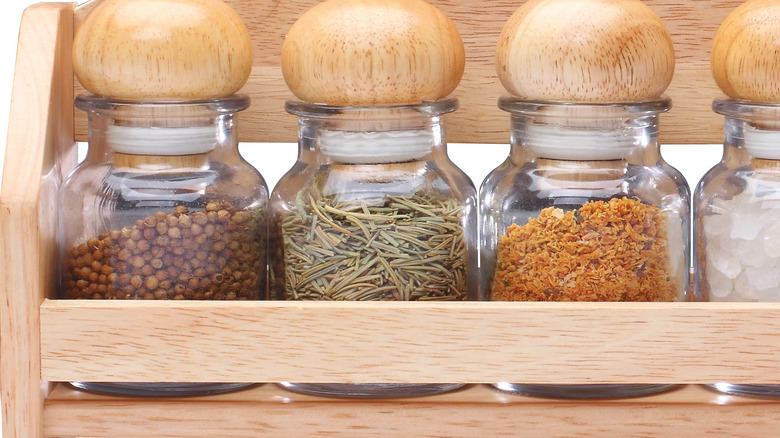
[62,203,266,300]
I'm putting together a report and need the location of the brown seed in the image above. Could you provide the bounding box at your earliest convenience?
[141,265,154,276]
[174,205,189,215]
[206,201,220,212]
[193,212,208,226]
[155,270,169,281]
[137,240,150,252]
[145,276,159,290]
[125,239,137,251]
[130,229,142,241]
[166,215,179,228]
[130,275,143,288]
[232,211,249,224]
[168,227,182,239]
[150,258,164,270]
[156,222,168,235]
[179,214,192,228]
[131,256,145,268]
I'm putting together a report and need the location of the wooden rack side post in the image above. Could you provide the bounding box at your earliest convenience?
[0,3,75,438]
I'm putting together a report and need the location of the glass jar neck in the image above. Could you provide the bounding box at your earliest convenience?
[715,98,780,162]
[500,97,669,162]
[286,99,457,165]
[76,95,249,171]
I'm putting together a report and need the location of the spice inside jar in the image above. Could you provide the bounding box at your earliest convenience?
[63,202,266,300]
[491,197,679,302]
[278,190,468,301]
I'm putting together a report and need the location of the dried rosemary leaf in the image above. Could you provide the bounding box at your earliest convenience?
[280,193,468,301]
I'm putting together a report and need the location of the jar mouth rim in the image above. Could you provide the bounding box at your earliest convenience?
[285,97,458,118]
[497,96,671,116]
[74,94,251,115]
[713,96,780,117]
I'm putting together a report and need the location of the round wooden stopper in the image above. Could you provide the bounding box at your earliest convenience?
[281,0,465,106]
[496,0,675,102]
[73,0,253,100]
[712,0,780,103]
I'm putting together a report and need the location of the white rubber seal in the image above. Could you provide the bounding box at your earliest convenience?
[525,125,635,160]
[743,125,780,160]
[319,130,434,164]
[106,124,218,155]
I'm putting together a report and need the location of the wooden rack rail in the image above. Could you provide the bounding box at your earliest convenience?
[4,1,780,437]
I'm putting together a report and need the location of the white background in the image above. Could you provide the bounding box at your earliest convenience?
[0,0,722,431]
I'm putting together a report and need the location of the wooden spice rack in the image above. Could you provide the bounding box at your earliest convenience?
[3,1,780,437]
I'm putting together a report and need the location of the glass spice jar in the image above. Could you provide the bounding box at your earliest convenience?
[695,98,780,398]
[60,94,268,396]
[480,96,690,399]
[270,98,477,398]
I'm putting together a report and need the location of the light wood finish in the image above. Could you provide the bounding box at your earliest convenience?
[0,4,75,438]
[281,0,465,106]
[711,0,780,102]
[39,300,780,384]
[73,0,253,100]
[4,1,780,437]
[496,0,675,102]
[70,0,741,145]
[42,384,780,438]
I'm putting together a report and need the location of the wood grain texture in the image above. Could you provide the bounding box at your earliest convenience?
[43,383,780,438]
[0,4,75,438]
[40,300,780,384]
[72,0,742,145]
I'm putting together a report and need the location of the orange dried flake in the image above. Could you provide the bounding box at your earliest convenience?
[491,197,678,302]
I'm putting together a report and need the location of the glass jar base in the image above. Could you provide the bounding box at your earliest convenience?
[492,383,678,399]
[69,382,254,397]
[278,382,465,398]
[708,383,780,398]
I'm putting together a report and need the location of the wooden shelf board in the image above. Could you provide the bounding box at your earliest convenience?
[43,383,780,437]
[41,300,780,384]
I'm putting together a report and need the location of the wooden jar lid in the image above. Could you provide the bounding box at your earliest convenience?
[281,0,465,106]
[495,0,675,102]
[72,0,253,100]
[712,0,780,103]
